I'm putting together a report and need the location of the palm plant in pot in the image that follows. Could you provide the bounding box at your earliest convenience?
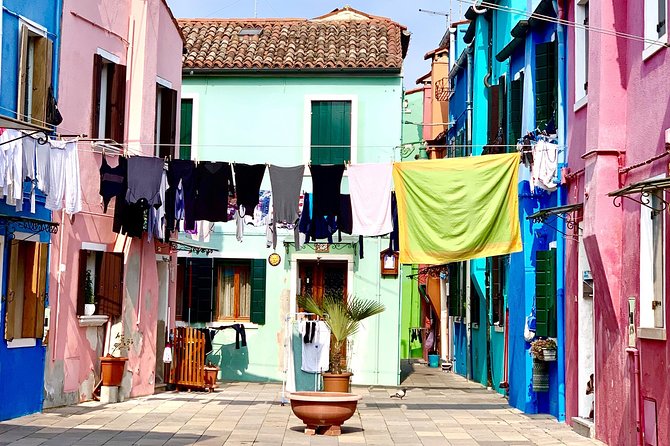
[299,294,385,392]
[83,270,96,316]
[100,333,133,387]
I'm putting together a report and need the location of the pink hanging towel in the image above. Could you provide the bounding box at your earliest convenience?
[349,163,393,236]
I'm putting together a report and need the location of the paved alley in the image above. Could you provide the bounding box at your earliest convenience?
[0,373,603,446]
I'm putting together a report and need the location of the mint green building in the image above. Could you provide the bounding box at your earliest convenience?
[175,7,410,387]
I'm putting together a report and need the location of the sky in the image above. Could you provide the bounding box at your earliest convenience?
[166,0,468,89]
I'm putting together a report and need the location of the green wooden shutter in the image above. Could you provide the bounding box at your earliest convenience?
[535,41,557,130]
[190,258,213,323]
[448,264,460,317]
[509,75,523,144]
[535,249,557,337]
[250,259,267,325]
[180,99,193,160]
[310,101,351,165]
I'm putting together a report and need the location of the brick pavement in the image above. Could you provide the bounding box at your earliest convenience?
[0,370,604,445]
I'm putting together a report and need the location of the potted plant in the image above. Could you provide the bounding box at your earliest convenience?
[299,295,385,392]
[83,270,96,316]
[100,333,133,387]
[530,338,557,362]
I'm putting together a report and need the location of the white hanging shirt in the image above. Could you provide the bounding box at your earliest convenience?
[300,320,330,373]
[45,140,82,214]
[1,129,24,209]
[349,163,393,236]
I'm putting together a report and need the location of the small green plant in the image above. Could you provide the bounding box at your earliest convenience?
[84,270,95,305]
[529,338,557,359]
[298,294,385,374]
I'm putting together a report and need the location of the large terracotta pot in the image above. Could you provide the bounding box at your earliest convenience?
[288,391,362,436]
[322,372,352,392]
[100,356,127,387]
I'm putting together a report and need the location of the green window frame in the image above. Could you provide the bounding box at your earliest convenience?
[535,249,557,337]
[310,101,351,165]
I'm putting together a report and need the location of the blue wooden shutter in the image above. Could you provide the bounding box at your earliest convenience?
[535,249,557,337]
[250,259,267,325]
[448,264,460,317]
[310,101,351,165]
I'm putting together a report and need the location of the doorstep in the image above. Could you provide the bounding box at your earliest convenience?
[572,416,595,438]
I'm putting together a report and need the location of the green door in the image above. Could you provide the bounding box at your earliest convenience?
[535,249,557,337]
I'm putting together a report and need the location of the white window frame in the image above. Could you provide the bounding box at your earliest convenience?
[180,92,199,160]
[574,0,589,110]
[5,232,41,349]
[302,94,358,166]
[639,179,667,340]
[95,49,120,139]
[643,0,668,60]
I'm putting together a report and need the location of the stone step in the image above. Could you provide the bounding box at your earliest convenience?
[572,416,595,439]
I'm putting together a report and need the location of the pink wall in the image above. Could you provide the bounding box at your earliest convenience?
[564,0,670,443]
[44,0,183,407]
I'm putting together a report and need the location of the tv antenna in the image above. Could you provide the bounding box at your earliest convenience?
[418,8,450,28]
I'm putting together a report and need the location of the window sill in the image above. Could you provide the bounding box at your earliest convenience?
[638,327,666,341]
[7,338,37,349]
[78,315,110,327]
[207,321,259,330]
[643,41,667,61]
[573,95,588,112]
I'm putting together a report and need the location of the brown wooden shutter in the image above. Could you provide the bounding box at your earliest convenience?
[158,88,177,159]
[109,63,127,143]
[31,37,52,126]
[91,54,103,138]
[77,250,88,316]
[17,24,29,121]
[21,243,39,338]
[97,252,123,317]
[4,242,20,340]
[33,243,48,339]
[487,85,500,145]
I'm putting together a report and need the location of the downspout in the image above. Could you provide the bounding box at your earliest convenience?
[465,42,474,380]
[555,0,567,423]
[53,0,63,100]
[626,347,644,446]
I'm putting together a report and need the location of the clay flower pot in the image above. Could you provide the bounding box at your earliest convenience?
[100,355,127,387]
[322,372,353,393]
[288,391,362,436]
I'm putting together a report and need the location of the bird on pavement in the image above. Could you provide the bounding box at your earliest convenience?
[390,388,407,400]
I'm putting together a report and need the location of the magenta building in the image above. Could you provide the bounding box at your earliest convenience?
[564,0,670,444]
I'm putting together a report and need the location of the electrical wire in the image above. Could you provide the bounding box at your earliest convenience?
[457,0,670,48]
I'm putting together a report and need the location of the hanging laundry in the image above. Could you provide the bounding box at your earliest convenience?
[125,156,164,208]
[234,163,266,217]
[392,153,522,264]
[99,155,127,213]
[21,134,47,213]
[194,161,234,222]
[166,159,196,232]
[309,164,344,218]
[298,193,337,244]
[269,165,304,249]
[45,140,81,215]
[300,320,330,373]
[388,192,399,252]
[348,163,393,236]
[0,129,24,210]
[338,194,353,236]
[532,139,558,191]
[148,170,168,242]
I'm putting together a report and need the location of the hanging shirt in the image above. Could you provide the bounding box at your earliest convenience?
[269,165,304,250]
[309,164,344,218]
[45,140,82,215]
[125,156,165,208]
[194,161,234,222]
[300,320,330,373]
[234,163,266,217]
[1,129,24,209]
[166,159,196,232]
[99,155,126,213]
[349,163,393,236]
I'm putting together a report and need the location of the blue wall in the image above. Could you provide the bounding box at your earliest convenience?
[0,0,61,420]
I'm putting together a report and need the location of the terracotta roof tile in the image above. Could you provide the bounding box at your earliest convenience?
[178,8,408,71]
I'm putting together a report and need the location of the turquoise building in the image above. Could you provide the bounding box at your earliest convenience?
[447,0,567,420]
[176,7,410,387]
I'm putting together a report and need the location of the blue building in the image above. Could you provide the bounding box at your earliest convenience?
[447,0,567,420]
[0,0,62,420]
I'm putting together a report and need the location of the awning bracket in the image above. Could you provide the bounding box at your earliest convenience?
[612,191,668,216]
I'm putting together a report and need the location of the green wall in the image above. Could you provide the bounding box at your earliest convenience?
[181,73,403,387]
[399,265,423,359]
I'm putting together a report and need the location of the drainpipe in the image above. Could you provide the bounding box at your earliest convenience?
[555,0,567,422]
[465,40,474,380]
[626,348,644,446]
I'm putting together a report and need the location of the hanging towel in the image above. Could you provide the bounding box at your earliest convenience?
[125,156,164,208]
[46,140,82,215]
[349,163,393,236]
[234,163,266,217]
[309,164,344,218]
[194,161,234,222]
[300,320,330,373]
[392,153,522,264]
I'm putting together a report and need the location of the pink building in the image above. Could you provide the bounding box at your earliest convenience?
[565,0,670,444]
[44,0,183,406]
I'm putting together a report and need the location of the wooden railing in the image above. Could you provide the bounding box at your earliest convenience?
[169,327,206,389]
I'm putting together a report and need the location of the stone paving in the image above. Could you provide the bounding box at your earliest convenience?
[0,368,604,446]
